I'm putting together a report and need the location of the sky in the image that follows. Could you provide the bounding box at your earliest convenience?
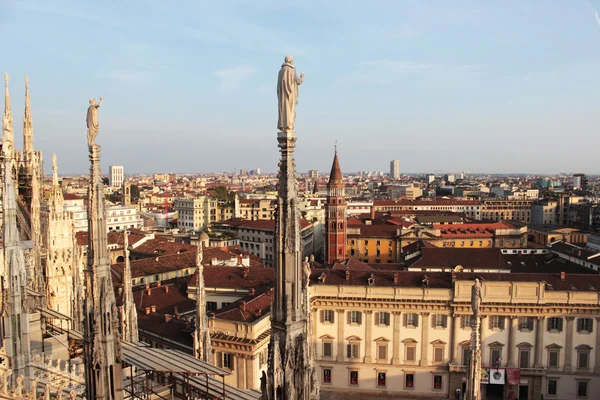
[1,0,600,175]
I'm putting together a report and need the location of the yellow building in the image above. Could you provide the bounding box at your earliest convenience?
[346,221,528,263]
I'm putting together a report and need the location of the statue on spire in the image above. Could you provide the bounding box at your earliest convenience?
[86,97,103,147]
[277,56,304,132]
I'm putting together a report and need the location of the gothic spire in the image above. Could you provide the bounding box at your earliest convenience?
[193,244,212,362]
[1,110,33,386]
[264,56,318,400]
[3,73,14,156]
[83,99,124,400]
[23,75,33,157]
[48,154,64,214]
[121,231,138,343]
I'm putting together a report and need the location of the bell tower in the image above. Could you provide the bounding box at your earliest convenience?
[324,145,346,265]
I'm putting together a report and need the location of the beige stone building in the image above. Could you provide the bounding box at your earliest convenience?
[310,270,600,399]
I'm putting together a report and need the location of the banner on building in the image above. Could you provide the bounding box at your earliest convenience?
[481,368,489,384]
[490,368,506,385]
[506,368,521,385]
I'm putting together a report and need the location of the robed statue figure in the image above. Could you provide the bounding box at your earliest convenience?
[86,97,103,147]
[277,56,304,131]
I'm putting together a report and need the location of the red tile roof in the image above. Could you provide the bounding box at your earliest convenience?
[189,266,274,290]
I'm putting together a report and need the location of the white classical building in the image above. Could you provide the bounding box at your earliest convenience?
[69,203,143,232]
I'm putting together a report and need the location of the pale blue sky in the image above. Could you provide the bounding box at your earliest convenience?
[1,0,600,175]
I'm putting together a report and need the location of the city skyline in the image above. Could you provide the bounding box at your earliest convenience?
[2,1,600,175]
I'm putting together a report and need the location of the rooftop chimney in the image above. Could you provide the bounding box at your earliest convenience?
[249,288,255,296]
[156,281,161,287]
[345,269,350,281]
[164,286,169,293]
[145,283,150,290]
[243,267,249,278]
[239,301,246,312]
[370,206,376,220]
[393,272,399,285]
[145,307,151,315]
[165,314,172,323]
[151,305,156,313]
[560,271,566,281]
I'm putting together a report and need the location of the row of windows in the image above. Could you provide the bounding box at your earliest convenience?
[349,240,394,247]
[321,312,594,334]
[350,248,393,257]
[547,379,589,398]
[322,369,443,391]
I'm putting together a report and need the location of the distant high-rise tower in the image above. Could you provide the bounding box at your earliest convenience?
[325,149,347,265]
[573,173,588,190]
[390,159,400,179]
[109,165,124,187]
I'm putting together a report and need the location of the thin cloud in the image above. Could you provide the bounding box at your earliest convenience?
[214,65,257,89]
[108,70,150,83]
[595,11,600,27]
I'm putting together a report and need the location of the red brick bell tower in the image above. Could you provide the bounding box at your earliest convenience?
[325,147,347,265]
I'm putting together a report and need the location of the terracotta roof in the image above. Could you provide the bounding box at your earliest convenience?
[137,312,193,347]
[331,259,374,271]
[189,266,274,290]
[411,248,506,270]
[132,284,195,315]
[132,239,197,257]
[113,251,197,279]
[213,289,272,323]
[310,269,453,288]
[232,219,312,231]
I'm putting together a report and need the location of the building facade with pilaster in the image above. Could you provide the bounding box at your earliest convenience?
[310,271,600,400]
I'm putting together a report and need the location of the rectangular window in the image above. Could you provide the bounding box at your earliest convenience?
[548,317,563,332]
[347,344,359,359]
[378,312,390,326]
[323,342,333,358]
[222,353,234,370]
[577,381,588,398]
[462,347,471,365]
[377,372,386,387]
[548,350,559,368]
[463,315,473,329]
[405,313,419,327]
[435,314,447,328]
[577,318,594,333]
[491,349,502,367]
[377,344,388,360]
[519,317,534,331]
[547,379,557,396]
[519,350,530,368]
[405,373,414,389]
[578,352,589,369]
[491,316,505,330]
[349,371,358,386]
[349,311,362,325]
[433,375,442,390]
[406,346,416,362]
[322,310,335,323]
[434,347,444,363]
[206,301,218,312]
[323,369,331,384]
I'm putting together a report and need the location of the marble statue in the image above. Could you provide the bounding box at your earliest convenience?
[277,56,304,131]
[86,97,102,147]
[471,278,483,321]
